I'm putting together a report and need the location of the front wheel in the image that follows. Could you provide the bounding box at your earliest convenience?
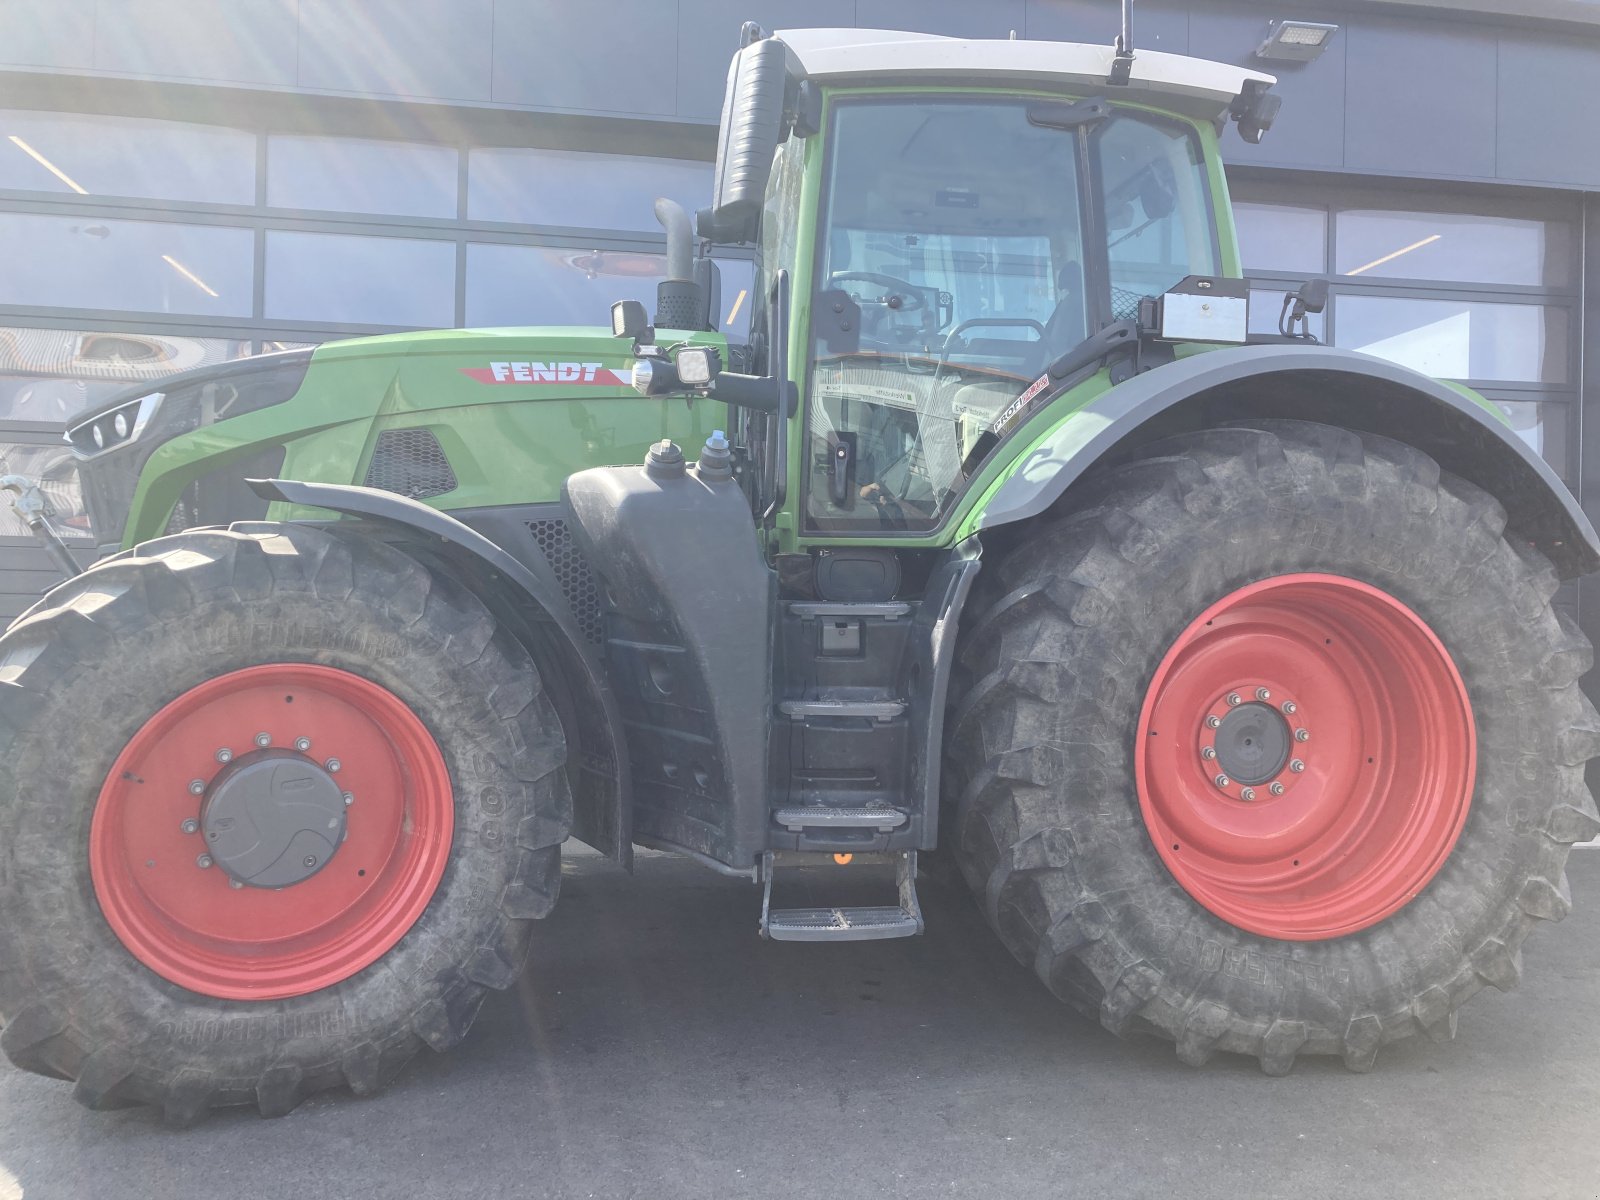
[944,420,1600,1073]
[0,523,570,1121]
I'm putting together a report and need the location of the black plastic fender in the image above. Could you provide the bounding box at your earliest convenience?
[248,478,632,867]
[977,344,1600,578]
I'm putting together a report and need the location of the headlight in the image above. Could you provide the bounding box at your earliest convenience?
[674,346,722,387]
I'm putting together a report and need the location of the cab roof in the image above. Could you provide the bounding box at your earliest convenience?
[774,28,1274,120]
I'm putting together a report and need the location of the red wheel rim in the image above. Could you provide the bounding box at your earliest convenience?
[90,664,453,999]
[1136,574,1474,940]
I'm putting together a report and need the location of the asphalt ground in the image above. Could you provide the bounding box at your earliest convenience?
[2,848,1598,1200]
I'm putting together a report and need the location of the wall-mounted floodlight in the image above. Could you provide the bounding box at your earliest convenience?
[1255,20,1339,62]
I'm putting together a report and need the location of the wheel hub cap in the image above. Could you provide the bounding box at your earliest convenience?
[1135,573,1476,941]
[1212,702,1290,786]
[201,750,348,888]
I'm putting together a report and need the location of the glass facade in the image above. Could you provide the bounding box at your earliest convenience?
[1232,187,1579,480]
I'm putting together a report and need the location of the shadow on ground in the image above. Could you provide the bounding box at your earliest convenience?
[2,851,1598,1200]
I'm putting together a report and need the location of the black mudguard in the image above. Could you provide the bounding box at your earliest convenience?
[248,478,633,868]
[978,344,1600,578]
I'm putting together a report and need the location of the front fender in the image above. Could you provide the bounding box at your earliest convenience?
[248,478,633,868]
[975,344,1600,578]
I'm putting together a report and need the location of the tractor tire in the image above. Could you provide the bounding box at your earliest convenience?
[944,419,1600,1073]
[0,522,570,1122]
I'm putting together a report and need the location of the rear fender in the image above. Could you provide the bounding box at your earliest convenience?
[975,344,1600,578]
[248,478,632,868]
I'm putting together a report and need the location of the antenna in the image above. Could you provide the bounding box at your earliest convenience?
[1109,0,1135,85]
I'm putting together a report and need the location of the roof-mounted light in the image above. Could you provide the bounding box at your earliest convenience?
[1255,20,1338,63]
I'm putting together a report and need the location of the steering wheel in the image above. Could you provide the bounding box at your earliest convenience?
[827,272,929,313]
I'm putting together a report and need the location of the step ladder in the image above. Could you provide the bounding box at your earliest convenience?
[758,850,924,942]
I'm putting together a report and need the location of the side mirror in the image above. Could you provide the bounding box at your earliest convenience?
[696,37,789,245]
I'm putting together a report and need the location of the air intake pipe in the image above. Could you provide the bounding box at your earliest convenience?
[654,198,705,331]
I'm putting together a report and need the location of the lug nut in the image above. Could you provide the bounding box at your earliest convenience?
[1214,774,1230,789]
[1201,747,1217,760]
[1226,693,1242,707]
[294,737,312,752]
[1290,759,1306,774]
[1206,715,1222,729]
[342,792,354,807]
[215,748,232,764]
[254,732,271,748]
[229,879,244,890]
[325,758,341,774]
[1282,701,1297,715]
[1241,787,1256,801]
[196,854,214,869]
[180,818,199,835]
[1270,781,1286,796]
[1255,687,1271,701]
[1295,728,1310,742]
[187,778,206,796]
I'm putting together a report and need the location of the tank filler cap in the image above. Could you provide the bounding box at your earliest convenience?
[645,438,686,480]
[697,429,734,483]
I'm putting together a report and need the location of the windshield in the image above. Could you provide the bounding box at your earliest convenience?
[803,98,1215,533]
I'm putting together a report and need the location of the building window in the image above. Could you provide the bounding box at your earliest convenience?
[267,135,460,219]
[0,213,252,317]
[0,111,256,206]
[1231,183,1578,486]
[265,230,456,328]
[468,148,711,233]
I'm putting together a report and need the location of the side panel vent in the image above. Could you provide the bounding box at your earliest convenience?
[527,518,602,645]
[363,428,458,500]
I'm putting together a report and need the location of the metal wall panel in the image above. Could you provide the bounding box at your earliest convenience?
[1024,0,1190,54]
[857,0,1027,40]
[676,0,856,121]
[91,0,298,86]
[298,0,494,103]
[0,0,96,71]
[1343,18,1498,180]
[1190,5,1347,171]
[493,0,681,116]
[1496,36,1600,188]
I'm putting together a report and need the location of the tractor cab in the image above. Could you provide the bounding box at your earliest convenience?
[626,26,1277,545]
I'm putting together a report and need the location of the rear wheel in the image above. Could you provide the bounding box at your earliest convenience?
[945,420,1600,1072]
[0,523,570,1120]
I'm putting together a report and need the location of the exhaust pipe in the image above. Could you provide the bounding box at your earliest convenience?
[653,198,704,330]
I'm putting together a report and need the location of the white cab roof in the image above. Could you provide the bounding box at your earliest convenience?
[774,28,1274,119]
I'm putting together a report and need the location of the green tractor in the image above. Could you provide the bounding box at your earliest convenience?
[3,16,1598,1123]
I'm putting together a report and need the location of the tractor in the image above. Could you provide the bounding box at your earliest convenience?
[2,15,1597,1124]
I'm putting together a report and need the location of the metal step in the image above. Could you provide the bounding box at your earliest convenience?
[779,698,907,721]
[789,601,911,620]
[759,850,924,943]
[764,907,921,941]
[774,806,907,832]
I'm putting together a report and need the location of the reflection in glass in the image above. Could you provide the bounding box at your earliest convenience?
[467,243,665,327]
[1336,295,1568,383]
[716,259,754,341]
[1336,209,1571,287]
[268,136,459,218]
[1234,202,1327,275]
[0,214,252,317]
[0,111,255,205]
[0,442,91,538]
[266,231,455,327]
[0,327,251,423]
[468,148,712,231]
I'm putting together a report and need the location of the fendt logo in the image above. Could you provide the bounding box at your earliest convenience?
[460,361,631,386]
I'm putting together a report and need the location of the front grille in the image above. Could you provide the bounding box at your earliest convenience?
[363,428,457,500]
[527,518,602,645]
